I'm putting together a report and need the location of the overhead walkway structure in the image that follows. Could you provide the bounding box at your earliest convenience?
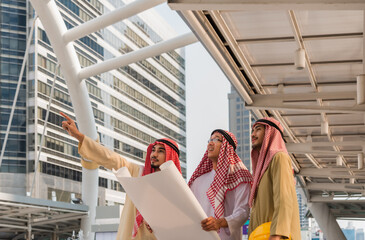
[169,1,365,239]
[0,192,88,240]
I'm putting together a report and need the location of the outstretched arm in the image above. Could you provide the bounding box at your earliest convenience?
[60,112,137,172]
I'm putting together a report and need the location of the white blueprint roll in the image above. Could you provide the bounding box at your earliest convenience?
[113,161,220,240]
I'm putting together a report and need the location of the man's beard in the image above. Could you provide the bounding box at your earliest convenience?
[151,159,160,169]
[151,164,160,170]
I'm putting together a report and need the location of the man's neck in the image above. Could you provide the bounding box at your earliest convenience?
[151,167,161,172]
[211,159,218,170]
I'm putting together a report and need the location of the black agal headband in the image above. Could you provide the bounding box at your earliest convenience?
[156,139,180,156]
[255,119,284,140]
[211,129,236,151]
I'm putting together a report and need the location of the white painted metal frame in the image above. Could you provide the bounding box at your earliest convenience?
[27,0,197,238]
[0,192,88,236]
[169,0,365,11]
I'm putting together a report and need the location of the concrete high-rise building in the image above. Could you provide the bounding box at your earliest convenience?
[0,0,186,210]
[228,86,255,171]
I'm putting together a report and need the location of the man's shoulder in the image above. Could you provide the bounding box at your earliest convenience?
[273,151,289,159]
[271,151,291,165]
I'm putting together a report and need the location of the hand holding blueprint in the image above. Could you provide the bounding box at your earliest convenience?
[113,161,220,240]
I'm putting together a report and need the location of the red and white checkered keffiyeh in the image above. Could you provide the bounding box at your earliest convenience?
[188,130,253,219]
[132,138,181,238]
[249,117,288,207]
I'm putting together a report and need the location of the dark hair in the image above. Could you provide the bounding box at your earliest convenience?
[156,139,180,156]
[255,119,284,139]
[211,129,236,150]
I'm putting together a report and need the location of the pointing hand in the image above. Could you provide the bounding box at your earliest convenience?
[60,112,84,143]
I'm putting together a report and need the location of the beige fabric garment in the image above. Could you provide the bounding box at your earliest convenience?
[248,152,301,239]
[79,136,157,240]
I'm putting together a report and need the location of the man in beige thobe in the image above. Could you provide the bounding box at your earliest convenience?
[248,117,301,240]
[61,112,181,240]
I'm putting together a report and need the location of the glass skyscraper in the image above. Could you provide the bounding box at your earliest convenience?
[297,191,309,231]
[228,86,255,171]
[0,0,186,208]
[0,0,28,192]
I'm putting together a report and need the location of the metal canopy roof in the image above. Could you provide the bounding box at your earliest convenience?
[0,193,88,239]
[169,0,365,219]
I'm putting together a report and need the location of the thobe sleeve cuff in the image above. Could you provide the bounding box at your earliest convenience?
[225,217,234,236]
[79,136,100,170]
[81,158,99,169]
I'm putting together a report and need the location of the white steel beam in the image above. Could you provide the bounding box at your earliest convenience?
[245,92,364,113]
[307,183,365,193]
[288,10,318,90]
[0,224,28,230]
[29,0,97,238]
[32,213,84,226]
[64,0,165,43]
[363,11,365,73]
[357,75,365,105]
[293,150,362,155]
[246,103,365,113]
[332,213,365,218]
[208,11,264,95]
[310,194,365,203]
[286,141,365,149]
[250,91,355,102]
[78,32,198,80]
[177,10,254,105]
[359,13,365,105]
[168,0,365,11]
[291,124,365,130]
[298,168,365,179]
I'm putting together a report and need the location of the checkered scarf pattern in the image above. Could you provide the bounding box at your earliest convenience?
[132,138,181,238]
[188,130,253,219]
[249,117,288,207]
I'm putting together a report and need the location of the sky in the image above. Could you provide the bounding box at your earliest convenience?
[154,3,231,179]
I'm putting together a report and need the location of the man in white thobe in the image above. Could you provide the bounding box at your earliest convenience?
[189,129,253,240]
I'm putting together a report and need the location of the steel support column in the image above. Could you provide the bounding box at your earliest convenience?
[29,0,97,238]
[308,202,346,240]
